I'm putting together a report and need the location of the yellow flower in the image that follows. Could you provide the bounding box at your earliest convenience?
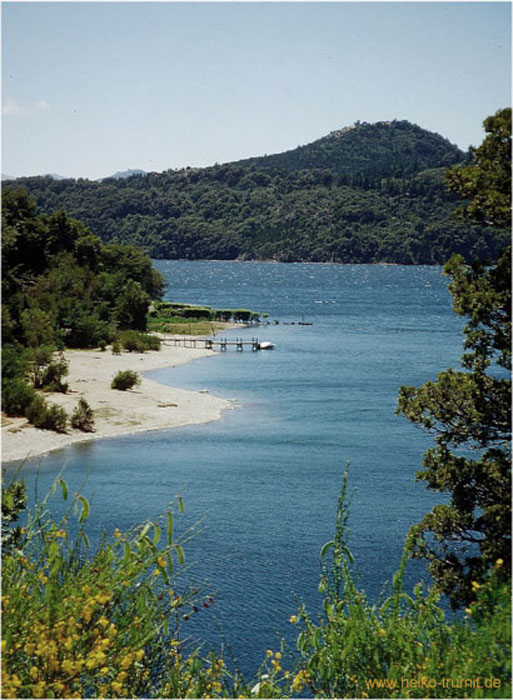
[378,628,387,637]
[24,642,36,655]
[54,529,67,538]
[266,649,273,658]
[284,670,290,679]
[120,654,133,670]
[471,581,481,591]
[111,681,123,694]
[114,528,121,538]
[465,607,473,615]
[289,615,298,623]
[135,649,145,661]
[29,667,39,680]
[496,558,504,568]
[98,616,109,628]
[275,651,282,660]
[32,681,47,698]
[157,556,166,568]
[100,667,109,675]
[96,592,111,604]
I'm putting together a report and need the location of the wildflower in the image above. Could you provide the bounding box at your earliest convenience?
[98,616,109,628]
[100,667,109,675]
[24,642,36,655]
[157,556,166,568]
[465,608,473,615]
[120,654,134,670]
[29,667,39,680]
[153,569,161,576]
[471,581,481,591]
[38,572,48,584]
[111,680,123,694]
[284,670,290,679]
[55,528,67,537]
[32,681,47,698]
[114,528,121,538]
[96,592,111,604]
[275,651,282,660]
[378,628,387,637]
[289,615,298,623]
[496,558,504,568]
[292,671,306,692]
[266,649,273,658]
[271,660,282,672]
[135,649,145,661]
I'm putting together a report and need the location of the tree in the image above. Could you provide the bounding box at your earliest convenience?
[397,109,511,608]
[446,107,511,229]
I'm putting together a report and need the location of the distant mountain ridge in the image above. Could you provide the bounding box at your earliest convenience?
[238,120,465,179]
[99,169,147,181]
[3,119,507,265]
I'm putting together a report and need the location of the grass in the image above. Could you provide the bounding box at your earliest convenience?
[2,470,510,698]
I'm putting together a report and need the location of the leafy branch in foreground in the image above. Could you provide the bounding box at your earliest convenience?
[2,471,510,698]
[396,109,511,609]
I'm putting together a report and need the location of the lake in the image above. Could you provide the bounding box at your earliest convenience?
[5,261,464,676]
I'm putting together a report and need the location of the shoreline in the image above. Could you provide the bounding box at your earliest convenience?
[1,342,234,465]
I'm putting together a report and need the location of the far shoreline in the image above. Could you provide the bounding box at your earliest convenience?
[1,340,236,466]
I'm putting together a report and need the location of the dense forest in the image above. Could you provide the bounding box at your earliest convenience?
[3,120,509,264]
[1,188,165,428]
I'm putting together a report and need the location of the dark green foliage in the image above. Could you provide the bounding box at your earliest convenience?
[111,370,141,391]
[1,478,27,553]
[111,340,122,355]
[119,330,161,352]
[1,188,165,357]
[446,108,511,228]
[71,397,95,432]
[4,120,508,264]
[26,395,68,433]
[397,112,511,608]
[2,378,37,416]
[40,353,69,393]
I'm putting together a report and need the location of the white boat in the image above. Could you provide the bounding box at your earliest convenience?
[258,341,275,350]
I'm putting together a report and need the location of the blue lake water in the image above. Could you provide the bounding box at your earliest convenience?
[5,261,464,675]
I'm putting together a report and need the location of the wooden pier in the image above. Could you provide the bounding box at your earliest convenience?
[162,336,263,351]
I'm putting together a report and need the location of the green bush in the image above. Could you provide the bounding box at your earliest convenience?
[120,330,161,353]
[2,378,37,416]
[111,370,141,391]
[71,398,95,432]
[1,479,226,699]
[41,353,69,393]
[111,340,122,355]
[26,395,68,432]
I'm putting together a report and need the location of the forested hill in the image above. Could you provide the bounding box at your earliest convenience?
[238,120,465,180]
[4,120,509,264]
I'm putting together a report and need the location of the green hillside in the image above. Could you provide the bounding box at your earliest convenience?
[4,120,508,264]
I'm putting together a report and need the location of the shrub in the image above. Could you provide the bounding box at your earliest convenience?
[2,378,37,416]
[1,480,226,699]
[71,398,95,432]
[111,340,122,355]
[26,395,68,432]
[41,353,69,393]
[120,330,161,353]
[111,370,141,391]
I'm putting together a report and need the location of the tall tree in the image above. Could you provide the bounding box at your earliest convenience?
[397,109,511,608]
[446,107,511,229]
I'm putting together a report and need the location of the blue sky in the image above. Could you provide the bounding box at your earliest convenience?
[2,2,511,180]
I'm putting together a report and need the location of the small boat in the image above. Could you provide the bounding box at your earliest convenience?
[258,341,275,350]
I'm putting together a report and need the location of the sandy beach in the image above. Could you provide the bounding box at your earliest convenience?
[1,342,233,464]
